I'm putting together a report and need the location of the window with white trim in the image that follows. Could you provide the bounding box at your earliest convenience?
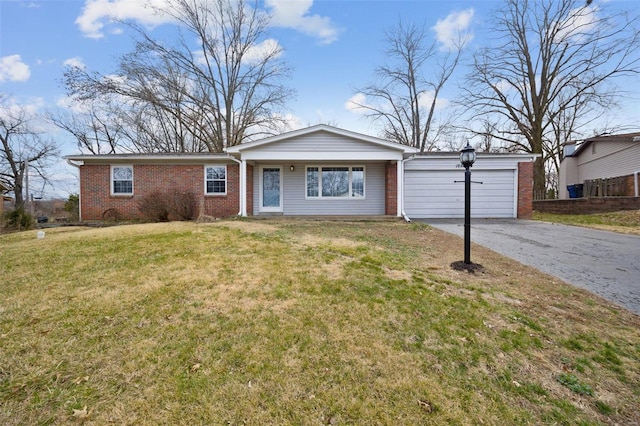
[205,165,227,195]
[111,165,133,195]
[306,166,365,198]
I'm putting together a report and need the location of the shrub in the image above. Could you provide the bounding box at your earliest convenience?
[64,194,80,221]
[137,190,198,222]
[102,208,122,222]
[3,207,35,231]
[137,191,170,222]
[167,189,198,221]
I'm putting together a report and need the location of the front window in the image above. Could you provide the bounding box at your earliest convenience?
[205,165,227,195]
[111,165,133,195]
[306,166,365,198]
[306,167,319,197]
[352,167,364,197]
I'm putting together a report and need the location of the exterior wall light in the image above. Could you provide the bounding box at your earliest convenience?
[290,165,295,172]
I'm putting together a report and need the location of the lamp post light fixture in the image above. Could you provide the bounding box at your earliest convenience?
[460,142,476,264]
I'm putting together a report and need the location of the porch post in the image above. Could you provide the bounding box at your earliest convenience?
[240,160,247,216]
[396,159,403,217]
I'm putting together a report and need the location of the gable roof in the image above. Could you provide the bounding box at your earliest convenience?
[571,132,640,157]
[226,124,418,154]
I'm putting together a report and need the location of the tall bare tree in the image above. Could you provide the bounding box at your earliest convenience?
[63,0,292,153]
[1,94,59,209]
[462,0,640,193]
[352,20,467,152]
[49,97,125,154]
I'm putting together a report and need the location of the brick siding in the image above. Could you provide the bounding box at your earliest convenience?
[385,161,398,215]
[624,174,636,197]
[79,163,239,221]
[534,197,640,214]
[517,161,534,219]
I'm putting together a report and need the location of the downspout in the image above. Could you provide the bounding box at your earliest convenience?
[400,155,416,222]
[227,155,244,216]
[66,159,82,221]
[635,170,640,197]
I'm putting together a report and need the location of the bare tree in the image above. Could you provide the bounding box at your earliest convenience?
[49,97,125,154]
[1,94,59,209]
[352,21,466,152]
[462,0,640,193]
[63,0,293,153]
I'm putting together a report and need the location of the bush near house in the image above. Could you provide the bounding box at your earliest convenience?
[2,207,34,232]
[137,189,198,222]
[63,194,79,222]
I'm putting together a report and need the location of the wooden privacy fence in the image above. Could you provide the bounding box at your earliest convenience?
[583,177,627,197]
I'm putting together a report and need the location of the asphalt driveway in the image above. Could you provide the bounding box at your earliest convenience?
[422,219,640,316]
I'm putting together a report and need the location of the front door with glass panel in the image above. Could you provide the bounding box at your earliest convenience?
[261,166,282,212]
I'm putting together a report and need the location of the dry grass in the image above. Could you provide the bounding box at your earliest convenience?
[533,210,640,235]
[1,220,639,425]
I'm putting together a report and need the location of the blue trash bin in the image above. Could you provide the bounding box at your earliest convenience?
[567,185,578,198]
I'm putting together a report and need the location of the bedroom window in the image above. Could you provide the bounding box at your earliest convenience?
[205,165,227,195]
[111,165,133,195]
[306,166,365,198]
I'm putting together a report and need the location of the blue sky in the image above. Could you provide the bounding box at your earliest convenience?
[1,0,639,198]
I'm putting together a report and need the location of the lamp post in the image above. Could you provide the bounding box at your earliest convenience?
[460,143,476,264]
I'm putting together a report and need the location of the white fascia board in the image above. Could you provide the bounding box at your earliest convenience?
[240,151,404,161]
[64,154,232,163]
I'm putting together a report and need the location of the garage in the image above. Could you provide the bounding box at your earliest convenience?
[403,154,526,219]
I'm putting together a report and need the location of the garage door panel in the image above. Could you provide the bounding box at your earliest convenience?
[404,169,515,218]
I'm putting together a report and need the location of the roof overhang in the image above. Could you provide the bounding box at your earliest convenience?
[64,153,233,164]
[570,132,640,157]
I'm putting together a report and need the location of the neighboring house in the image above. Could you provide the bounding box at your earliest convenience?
[65,125,537,221]
[0,181,11,218]
[559,132,640,199]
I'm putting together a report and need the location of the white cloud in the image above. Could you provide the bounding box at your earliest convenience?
[553,5,598,43]
[345,93,370,114]
[418,90,449,111]
[77,0,340,44]
[432,8,474,51]
[279,113,305,131]
[0,96,46,127]
[63,57,86,70]
[76,0,174,39]
[56,95,91,114]
[266,0,340,44]
[244,39,283,64]
[0,55,31,82]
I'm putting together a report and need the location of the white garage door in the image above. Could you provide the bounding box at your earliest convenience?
[404,169,516,218]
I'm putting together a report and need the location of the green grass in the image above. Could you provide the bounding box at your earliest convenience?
[533,210,640,234]
[1,220,639,424]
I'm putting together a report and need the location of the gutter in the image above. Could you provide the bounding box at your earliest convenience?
[66,159,83,221]
[400,155,416,222]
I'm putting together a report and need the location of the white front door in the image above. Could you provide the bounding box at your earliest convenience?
[260,166,283,212]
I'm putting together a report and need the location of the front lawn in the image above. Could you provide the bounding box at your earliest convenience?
[533,210,640,235]
[1,220,639,424]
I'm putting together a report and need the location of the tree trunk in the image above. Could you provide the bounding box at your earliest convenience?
[13,178,24,210]
[533,156,546,196]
